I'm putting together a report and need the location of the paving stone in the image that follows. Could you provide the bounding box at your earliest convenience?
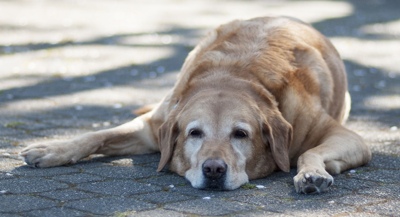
[232,210,290,217]
[71,159,113,169]
[0,177,69,194]
[171,184,264,199]
[367,154,400,169]
[51,173,104,184]
[64,196,157,215]
[0,195,57,213]
[130,209,189,217]
[0,172,16,180]
[358,184,400,200]
[363,200,400,216]
[21,207,87,217]
[138,173,188,187]
[233,193,355,216]
[77,180,160,196]
[40,189,97,201]
[335,194,386,206]
[11,166,79,177]
[349,168,400,184]
[333,174,378,191]
[136,191,195,204]
[164,198,257,216]
[83,165,161,179]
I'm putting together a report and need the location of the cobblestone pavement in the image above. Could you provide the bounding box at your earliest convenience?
[1,0,399,216]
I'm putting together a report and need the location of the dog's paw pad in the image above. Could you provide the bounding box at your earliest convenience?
[294,170,333,194]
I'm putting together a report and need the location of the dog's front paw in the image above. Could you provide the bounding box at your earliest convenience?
[293,169,333,194]
[19,142,77,168]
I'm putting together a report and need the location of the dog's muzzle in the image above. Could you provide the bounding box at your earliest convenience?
[202,158,227,189]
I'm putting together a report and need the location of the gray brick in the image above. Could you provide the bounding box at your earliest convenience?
[51,173,104,184]
[77,180,160,196]
[350,168,400,184]
[367,154,400,170]
[363,200,400,216]
[139,173,188,187]
[131,209,189,217]
[0,177,69,194]
[11,166,79,177]
[21,207,87,217]
[0,195,56,213]
[232,193,355,216]
[336,194,386,206]
[83,165,161,179]
[136,191,195,204]
[358,184,400,200]
[64,196,156,215]
[164,198,256,216]
[40,189,97,201]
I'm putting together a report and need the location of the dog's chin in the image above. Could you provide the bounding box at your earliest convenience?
[202,177,227,191]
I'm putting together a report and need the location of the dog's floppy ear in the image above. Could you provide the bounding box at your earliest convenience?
[157,117,179,172]
[262,112,293,172]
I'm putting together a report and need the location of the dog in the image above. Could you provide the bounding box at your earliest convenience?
[20,16,371,194]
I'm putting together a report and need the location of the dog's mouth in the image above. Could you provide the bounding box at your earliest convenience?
[201,175,227,190]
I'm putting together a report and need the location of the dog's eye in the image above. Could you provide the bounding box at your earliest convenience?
[233,129,248,139]
[189,128,203,138]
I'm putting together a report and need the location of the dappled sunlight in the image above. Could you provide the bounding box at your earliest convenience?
[1,85,171,115]
[332,37,400,74]
[364,95,400,110]
[361,18,400,37]
[0,45,175,79]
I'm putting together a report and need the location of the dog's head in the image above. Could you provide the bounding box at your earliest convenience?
[157,83,292,190]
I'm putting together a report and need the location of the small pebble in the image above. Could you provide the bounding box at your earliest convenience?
[75,105,83,111]
[349,170,356,174]
[390,126,398,131]
[92,123,101,128]
[256,185,266,189]
[202,197,211,200]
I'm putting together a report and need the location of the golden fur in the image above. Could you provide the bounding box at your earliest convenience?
[21,16,371,193]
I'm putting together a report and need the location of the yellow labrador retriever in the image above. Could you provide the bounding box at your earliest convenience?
[20,16,371,194]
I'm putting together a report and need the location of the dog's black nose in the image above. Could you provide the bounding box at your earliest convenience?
[202,159,227,180]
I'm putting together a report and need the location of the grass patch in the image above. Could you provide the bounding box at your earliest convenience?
[4,121,25,128]
[241,183,257,190]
